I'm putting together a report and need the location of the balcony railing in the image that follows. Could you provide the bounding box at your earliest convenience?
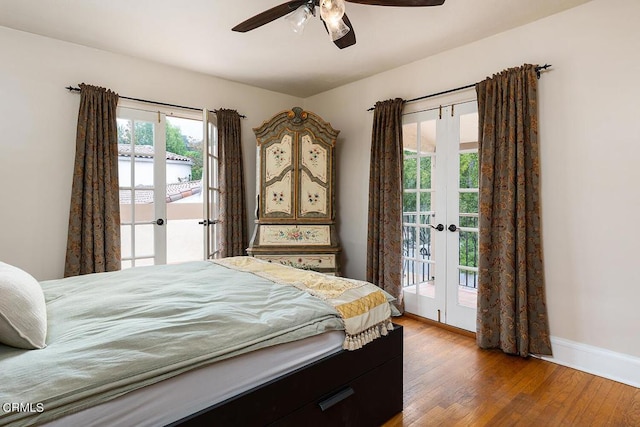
[402,213,478,290]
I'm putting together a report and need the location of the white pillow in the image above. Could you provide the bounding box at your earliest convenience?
[0,261,47,349]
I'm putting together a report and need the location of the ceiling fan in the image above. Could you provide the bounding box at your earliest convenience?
[232,0,446,50]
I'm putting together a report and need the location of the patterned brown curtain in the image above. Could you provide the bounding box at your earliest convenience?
[367,98,405,312]
[217,109,248,257]
[475,64,552,356]
[64,84,120,277]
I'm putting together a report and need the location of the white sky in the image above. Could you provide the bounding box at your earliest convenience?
[167,116,203,140]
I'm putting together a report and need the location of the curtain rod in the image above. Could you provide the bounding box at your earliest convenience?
[366,64,552,112]
[65,86,247,118]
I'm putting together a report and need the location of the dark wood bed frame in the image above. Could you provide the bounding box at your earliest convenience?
[171,324,403,426]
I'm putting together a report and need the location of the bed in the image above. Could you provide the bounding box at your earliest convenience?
[0,257,403,426]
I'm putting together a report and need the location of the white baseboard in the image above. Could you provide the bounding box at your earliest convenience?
[540,336,640,388]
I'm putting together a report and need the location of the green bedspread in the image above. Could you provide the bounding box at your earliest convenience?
[0,260,344,426]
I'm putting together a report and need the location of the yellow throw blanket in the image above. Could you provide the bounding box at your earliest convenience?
[213,257,394,350]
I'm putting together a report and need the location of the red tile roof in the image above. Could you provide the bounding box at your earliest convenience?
[118,144,193,163]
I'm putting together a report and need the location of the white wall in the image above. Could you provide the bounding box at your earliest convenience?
[305,0,640,361]
[0,26,301,280]
[118,158,193,187]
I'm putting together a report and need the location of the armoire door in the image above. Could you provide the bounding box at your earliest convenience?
[260,129,295,220]
[297,129,332,220]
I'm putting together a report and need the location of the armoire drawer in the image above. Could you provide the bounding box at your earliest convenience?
[255,254,336,270]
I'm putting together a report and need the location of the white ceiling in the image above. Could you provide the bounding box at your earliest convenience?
[0,0,591,98]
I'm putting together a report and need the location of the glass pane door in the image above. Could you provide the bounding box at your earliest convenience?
[203,110,220,259]
[118,107,208,268]
[165,116,205,264]
[445,102,479,331]
[402,109,446,321]
[117,108,166,268]
[403,101,479,332]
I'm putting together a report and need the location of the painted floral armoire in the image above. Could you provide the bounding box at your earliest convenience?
[247,107,341,275]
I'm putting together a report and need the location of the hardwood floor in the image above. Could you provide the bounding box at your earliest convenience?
[383,316,640,427]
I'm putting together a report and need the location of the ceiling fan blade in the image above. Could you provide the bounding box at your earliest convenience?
[333,14,356,49]
[232,1,308,32]
[345,0,445,6]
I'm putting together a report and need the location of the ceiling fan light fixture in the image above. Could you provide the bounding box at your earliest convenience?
[286,4,313,34]
[326,18,350,41]
[320,0,349,41]
[320,0,346,23]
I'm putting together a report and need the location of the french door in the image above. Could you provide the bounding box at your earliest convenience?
[402,101,479,332]
[117,107,219,268]
[203,110,221,260]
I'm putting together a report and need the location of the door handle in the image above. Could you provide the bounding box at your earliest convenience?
[156,218,164,226]
[428,224,444,231]
[198,219,215,226]
[448,224,459,232]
